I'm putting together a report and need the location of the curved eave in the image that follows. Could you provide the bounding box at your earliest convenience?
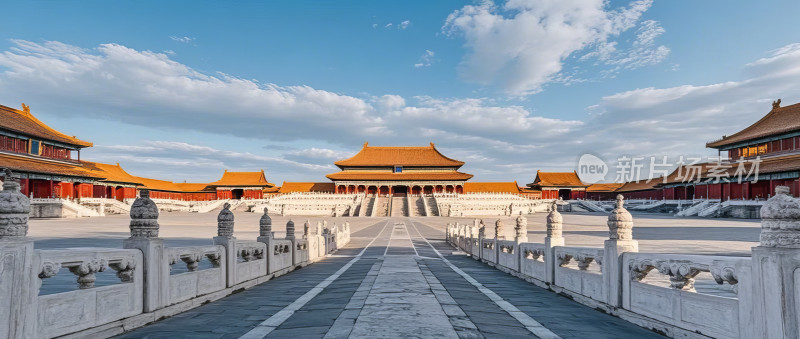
[325,172,473,181]
[0,104,93,148]
[333,143,465,168]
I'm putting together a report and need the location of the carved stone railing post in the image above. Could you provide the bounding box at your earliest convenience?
[515,211,528,244]
[257,207,273,241]
[751,186,800,338]
[344,221,350,243]
[545,200,564,285]
[256,207,277,273]
[286,220,299,265]
[603,195,638,307]
[303,220,310,239]
[285,218,296,241]
[477,219,486,261]
[213,203,237,287]
[446,222,452,243]
[495,219,504,240]
[123,189,169,312]
[494,219,503,262]
[0,169,37,338]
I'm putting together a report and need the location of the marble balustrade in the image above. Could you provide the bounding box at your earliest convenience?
[0,172,351,339]
[446,189,799,339]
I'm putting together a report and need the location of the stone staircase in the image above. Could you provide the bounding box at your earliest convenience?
[189,199,229,213]
[360,196,375,217]
[391,196,408,216]
[676,200,711,217]
[631,200,666,211]
[574,200,607,212]
[409,196,426,216]
[374,196,390,217]
[697,201,722,217]
[424,195,439,216]
[61,199,103,217]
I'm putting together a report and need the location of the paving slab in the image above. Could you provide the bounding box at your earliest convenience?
[107,216,678,338]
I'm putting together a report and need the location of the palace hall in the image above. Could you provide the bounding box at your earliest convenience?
[325,142,473,195]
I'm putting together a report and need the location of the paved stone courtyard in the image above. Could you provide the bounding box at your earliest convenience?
[26,211,759,338]
[29,211,760,255]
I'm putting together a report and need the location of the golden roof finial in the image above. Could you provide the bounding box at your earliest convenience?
[21,103,30,113]
[772,98,782,110]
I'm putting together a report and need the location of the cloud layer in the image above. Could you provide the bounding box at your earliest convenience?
[443,0,661,95]
[1,38,800,183]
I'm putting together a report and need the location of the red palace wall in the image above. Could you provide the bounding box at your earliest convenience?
[93,185,107,198]
[216,190,233,200]
[19,178,28,197]
[540,190,559,200]
[586,192,618,200]
[663,187,675,200]
[614,179,800,201]
[59,182,73,198]
[242,190,263,199]
[569,190,586,200]
[73,183,94,198]
[620,189,664,200]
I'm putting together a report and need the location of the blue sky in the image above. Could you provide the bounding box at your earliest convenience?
[1,0,800,184]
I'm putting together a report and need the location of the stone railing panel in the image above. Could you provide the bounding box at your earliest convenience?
[324,233,337,254]
[622,253,748,338]
[519,243,546,282]
[480,239,496,264]
[308,235,325,260]
[165,245,225,305]
[235,241,267,284]
[269,239,293,274]
[470,236,481,258]
[553,246,604,302]
[497,240,519,271]
[33,248,143,338]
[294,239,310,266]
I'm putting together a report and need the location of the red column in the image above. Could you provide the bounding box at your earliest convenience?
[743,182,750,200]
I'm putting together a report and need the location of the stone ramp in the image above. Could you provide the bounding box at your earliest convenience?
[117,218,664,339]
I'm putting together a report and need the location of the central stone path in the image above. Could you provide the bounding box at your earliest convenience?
[347,223,458,338]
[118,218,663,339]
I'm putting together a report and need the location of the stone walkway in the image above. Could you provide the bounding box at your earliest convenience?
[117,218,663,338]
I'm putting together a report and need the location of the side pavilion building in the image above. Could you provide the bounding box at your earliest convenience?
[326,142,473,195]
[526,171,589,200]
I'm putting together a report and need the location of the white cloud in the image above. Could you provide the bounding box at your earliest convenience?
[88,141,334,182]
[385,23,392,28]
[283,147,352,165]
[399,20,411,29]
[414,50,436,68]
[376,94,406,110]
[580,42,800,169]
[169,36,194,43]
[598,20,670,72]
[391,97,583,140]
[443,0,654,95]
[0,40,380,143]
[0,39,584,182]
[5,39,799,183]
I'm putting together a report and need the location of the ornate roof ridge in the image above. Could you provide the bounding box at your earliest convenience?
[0,103,93,148]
